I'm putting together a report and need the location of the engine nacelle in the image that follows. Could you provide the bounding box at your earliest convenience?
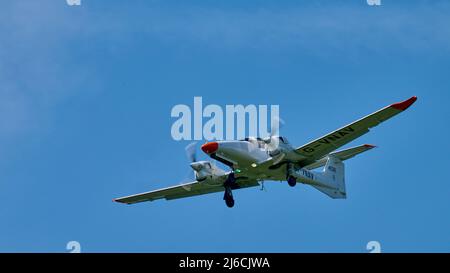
[190,161,226,184]
[265,136,290,156]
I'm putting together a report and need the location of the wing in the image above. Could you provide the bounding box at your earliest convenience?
[304,144,376,170]
[296,96,417,164]
[114,178,259,205]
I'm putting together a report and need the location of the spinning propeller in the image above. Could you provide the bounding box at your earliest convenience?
[177,142,198,191]
[263,116,285,151]
[185,142,197,163]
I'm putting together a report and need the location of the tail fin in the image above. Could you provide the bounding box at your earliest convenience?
[311,155,346,199]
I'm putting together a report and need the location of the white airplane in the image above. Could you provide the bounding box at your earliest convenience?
[114,96,417,208]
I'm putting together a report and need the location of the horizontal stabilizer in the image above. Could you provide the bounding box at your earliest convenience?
[305,144,376,170]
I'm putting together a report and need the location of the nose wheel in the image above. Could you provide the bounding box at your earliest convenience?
[224,187,235,208]
[223,173,236,208]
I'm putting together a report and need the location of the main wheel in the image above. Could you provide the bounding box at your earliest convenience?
[225,196,235,208]
[287,176,297,187]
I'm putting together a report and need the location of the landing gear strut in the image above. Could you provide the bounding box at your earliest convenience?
[286,163,297,187]
[223,173,236,208]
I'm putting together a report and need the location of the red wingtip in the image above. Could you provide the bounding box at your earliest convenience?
[364,144,377,149]
[390,96,417,111]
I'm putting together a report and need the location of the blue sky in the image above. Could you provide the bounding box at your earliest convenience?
[0,0,449,252]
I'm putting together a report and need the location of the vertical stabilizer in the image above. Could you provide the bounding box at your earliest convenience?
[311,155,346,199]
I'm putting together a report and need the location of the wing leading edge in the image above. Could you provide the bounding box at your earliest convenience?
[296,96,417,164]
[114,179,259,205]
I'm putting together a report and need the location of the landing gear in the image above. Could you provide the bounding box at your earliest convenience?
[224,187,235,208]
[223,173,236,208]
[287,175,297,187]
[286,163,297,187]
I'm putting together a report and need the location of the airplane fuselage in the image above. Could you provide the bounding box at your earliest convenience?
[114,96,417,208]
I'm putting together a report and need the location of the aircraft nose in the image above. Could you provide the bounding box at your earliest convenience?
[201,142,219,154]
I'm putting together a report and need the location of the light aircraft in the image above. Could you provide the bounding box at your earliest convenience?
[114,96,417,208]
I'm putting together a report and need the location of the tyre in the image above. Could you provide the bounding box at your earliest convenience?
[225,196,235,208]
[287,176,297,187]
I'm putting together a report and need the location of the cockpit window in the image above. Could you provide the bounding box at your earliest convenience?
[241,136,287,145]
[240,137,266,148]
[240,137,263,142]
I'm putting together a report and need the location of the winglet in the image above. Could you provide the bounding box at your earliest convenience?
[390,96,417,111]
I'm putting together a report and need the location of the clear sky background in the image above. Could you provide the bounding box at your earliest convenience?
[0,0,449,252]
